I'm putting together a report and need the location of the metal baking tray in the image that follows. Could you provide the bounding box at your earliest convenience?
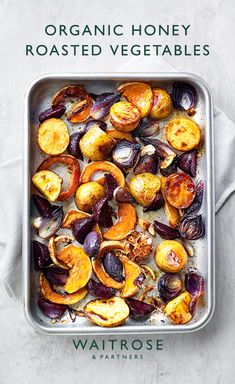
[23,73,215,335]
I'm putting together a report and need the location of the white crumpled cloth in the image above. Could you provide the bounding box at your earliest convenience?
[1,58,235,302]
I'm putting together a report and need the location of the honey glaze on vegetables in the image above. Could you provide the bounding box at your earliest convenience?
[32,81,205,327]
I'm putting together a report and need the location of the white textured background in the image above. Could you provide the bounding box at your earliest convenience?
[0,0,235,383]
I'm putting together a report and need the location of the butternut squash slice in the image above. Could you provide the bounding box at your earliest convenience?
[103,203,137,240]
[40,274,87,305]
[80,161,125,187]
[120,256,143,298]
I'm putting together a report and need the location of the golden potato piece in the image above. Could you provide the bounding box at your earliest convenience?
[150,88,173,120]
[110,101,141,132]
[37,118,70,155]
[117,82,153,118]
[75,181,106,213]
[79,126,116,161]
[129,172,161,207]
[32,170,62,202]
[84,297,129,327]
[40,274,87,305]
[164,173,196,209]
[166,117,201,151]
[165,292,192,324]
[155,240,188,273]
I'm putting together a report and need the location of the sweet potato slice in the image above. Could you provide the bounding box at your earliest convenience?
[83,297,129,327]
[37,118,70,155]
[166,117,201,151]
[80,161,125,187]
[110,101,141,132]
[40,274,87,305]
[117,82,153,118]
[164,173,196,209]
[57,244,92,293]
[103,203,137,241]
[32,170,62,202]
[106,130,135,142]
[62,209,102,236]
[120,256,143,298]
[161,176,180,228]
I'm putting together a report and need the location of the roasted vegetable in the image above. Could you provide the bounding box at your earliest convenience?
[103,173,118,198]
[32,170,62,202]
[85,119,107,132]
[38,298,67,319]
[142,137,176,169]
[40,274,87,305]
[177,149,197,177]
[83,231,101,258]
[133,117,159,138]
[134,154,159,175]
[161,176,181,227]
[80,161,125,187]
[121,256,144,298]
[165,292,192,324]
[154,221,179,240]
[143,191,164,212]
[117,82,153,118]
[155,240,188,273]
[126,298,155,321]
[112,140,140,170]
[129,173,161,207]
[113,186,135,203]
[124,231,153,262]
[110,101,141,132]
[184,181,204,216]
[32,194,52,218]
[38,206,64,239]
[185,272,204,297]
[150,88,173,120]
[48,235,71,269]
[37,155,80,201]
[43,266,69,285]
[179,214,205,240]
[38,105,66,124]
[103,252,125,282]
[107,129,135,142]
[166,117,201,151]
[32,240,51,270]
[158,273,182,302]
[103,203,137,240]
[83,297,129,327]
[62,209,101,236]
[79,125,116,161]
[87,279,116,299]
[75,181,106,213]
[93,197,114,228]
[172,82,197,112]
[90,92,120,119]
[164,173,196,209]
[71,217,95,244]
[68,130,85,159]
[37,118,70,155]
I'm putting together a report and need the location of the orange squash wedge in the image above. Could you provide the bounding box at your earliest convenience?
[40,274,87,305]
[80,161,125,187]
[120,256,143,298]
[103,203,137,240]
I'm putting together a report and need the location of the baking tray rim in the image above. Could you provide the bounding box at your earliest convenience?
[23,72,215,335]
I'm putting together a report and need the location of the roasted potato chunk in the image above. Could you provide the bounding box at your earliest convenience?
[150,88,173,120]
[155,240,188,273]
[165,292,192,324]
[164,173,196,209]
[84,297,130,327]
[75,181,106,213]
[32,170,62,202]
[110,101,141,132]
[129,172,161,207]
[117,82,153,118]
[79,126,116,161]
[166,117,201,151]
[37,118,70,155]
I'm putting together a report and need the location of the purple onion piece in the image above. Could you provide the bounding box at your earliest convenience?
[103,252,125,282]
[32,194,52,218]
[90,92,120,119]
[185,181,204,216]
[125,298,155,321]
[83,231,101,258]
[92,197,113,228]
[158,273,182,302]
[68,130,85,159]
[103,173,118,199]
[141,137,176,168]
[38,105,66,124]
[113,186,135,203]
[90,92,113,101]
[134,154,159,175]
[134,273,146,288]
[87,279,116,299]
[143,191,165,212]
[38,206,64,239]
[132,117,159,138]
[32,240,51,270]
[43,266,69,285]
[179,214,205,240]
[177,149,197,178]
[160,157,178,177]
[112,140,140,170]
[172,82,197,111]
[85,119,107,132]
[71,217,95,244]
[185,272,204,297]
[38,298,67,319]
[154,221,179,240]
